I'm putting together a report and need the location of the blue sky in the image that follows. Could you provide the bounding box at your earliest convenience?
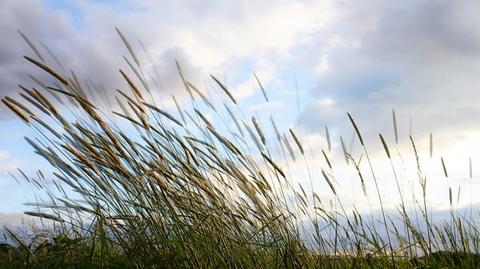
[1,0,480,226]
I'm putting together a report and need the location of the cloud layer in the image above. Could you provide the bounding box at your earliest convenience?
[299,0,480,142]
[1,0,480,214]
[0,0,333,118]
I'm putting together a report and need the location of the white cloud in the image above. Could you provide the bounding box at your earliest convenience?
[0,150,19,172]
[0,212,29,228]
[0,150,9,159]
[314,98,334,106]
[314,54,330,75]
[163,1,334,67]
[0,0,338,117]
[249,100,285,113]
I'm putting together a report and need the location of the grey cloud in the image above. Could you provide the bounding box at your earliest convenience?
[299,0,480,145]
[0,1,70,119]
[1,0,329,121]
[0,0,206,119]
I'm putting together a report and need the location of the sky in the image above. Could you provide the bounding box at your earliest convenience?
[1,0,480,227]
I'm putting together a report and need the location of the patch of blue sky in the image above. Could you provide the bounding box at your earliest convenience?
[216,55,316,131]
[41,0,147,29]
[271,63,319,127]
[41,0,86,28]
[85,0,147,13]
[0,120,51,170]
[0,107,90,212]
[0,119,61,210]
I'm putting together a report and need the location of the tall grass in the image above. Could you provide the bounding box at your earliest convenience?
[1,31,480,268]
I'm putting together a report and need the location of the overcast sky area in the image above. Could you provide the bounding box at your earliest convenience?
[1,0,480,227]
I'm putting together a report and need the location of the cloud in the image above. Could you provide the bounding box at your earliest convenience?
[3,0,479,138]
[0,149,19,172]
[249,100,285,113]
[313,98,334,106]
[0,0,336,120]
[2,0,480,214]
[296,0,480,148]
[0,213,35,229]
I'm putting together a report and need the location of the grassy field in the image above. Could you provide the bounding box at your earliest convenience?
[1,32,479,268]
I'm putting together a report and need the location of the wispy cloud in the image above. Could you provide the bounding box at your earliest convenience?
[0,149,20,172]
[249,100,285,113]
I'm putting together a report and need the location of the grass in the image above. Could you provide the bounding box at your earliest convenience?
[1,30,480,268]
